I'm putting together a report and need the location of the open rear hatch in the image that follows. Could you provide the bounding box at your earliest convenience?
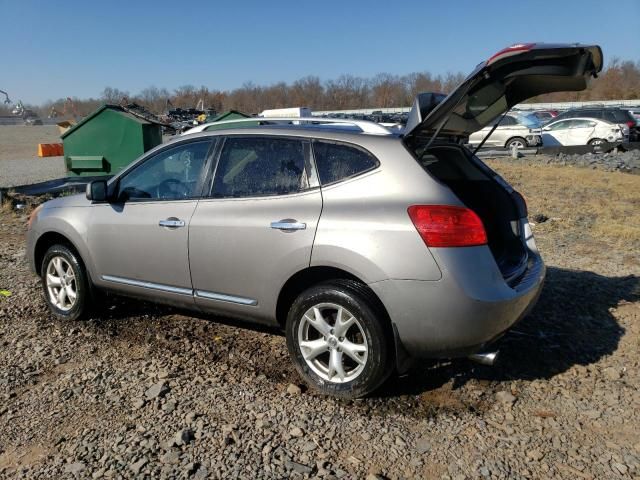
[404,43,602,282]
[404,43,603,143]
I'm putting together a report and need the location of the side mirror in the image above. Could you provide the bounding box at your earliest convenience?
[542,126,551,131]
[86,180,108,202]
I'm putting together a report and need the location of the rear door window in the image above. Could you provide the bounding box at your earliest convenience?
[579,110,601,119]
[312,141,379,185]
[604,110,631,123]
[211,136,310,198]
[499,116,517,126]
[571,120,596,128]
[548,120,574,130]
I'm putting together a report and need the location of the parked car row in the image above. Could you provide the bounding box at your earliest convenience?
[320,105,638,149]
[467,106,636,149]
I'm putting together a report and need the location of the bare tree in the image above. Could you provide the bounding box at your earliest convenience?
[24,59,640,116]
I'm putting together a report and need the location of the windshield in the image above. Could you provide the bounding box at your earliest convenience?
[515,114,542,129]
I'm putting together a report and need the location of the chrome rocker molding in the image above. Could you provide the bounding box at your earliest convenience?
[195,290,258,306]
[101,275,257,306]
[102,275,193,296]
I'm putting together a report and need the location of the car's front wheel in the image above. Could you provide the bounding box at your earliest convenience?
[41,244,89,321]
[588,138,604,146]
[285,280,392,398]
[506,137,527,149]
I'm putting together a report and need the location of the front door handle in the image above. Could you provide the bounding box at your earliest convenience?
[159,218,185,228]
[271,220,306,231]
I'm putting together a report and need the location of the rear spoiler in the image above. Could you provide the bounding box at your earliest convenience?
[404,92,447,134]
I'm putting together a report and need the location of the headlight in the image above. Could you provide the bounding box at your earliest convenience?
[27,205,43,230]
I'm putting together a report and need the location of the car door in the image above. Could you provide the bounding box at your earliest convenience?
[88,139,213,306]
[493,115,519,146]
[542,120,574,145]
[188,135,322,324]
[568,119,597,145]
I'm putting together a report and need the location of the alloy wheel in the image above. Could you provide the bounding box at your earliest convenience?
[297,302,368,383]
[46,256,77,311]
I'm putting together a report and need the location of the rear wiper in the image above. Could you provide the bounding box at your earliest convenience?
[472,109,511,155]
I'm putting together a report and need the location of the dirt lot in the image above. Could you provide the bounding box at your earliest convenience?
[0,161,639,479]
[0,126,66,188]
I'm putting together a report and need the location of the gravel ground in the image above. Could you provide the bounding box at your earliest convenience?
[0,126,66,188]
[0,157,639,479]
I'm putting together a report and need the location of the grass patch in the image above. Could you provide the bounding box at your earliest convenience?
[486,161,640,249]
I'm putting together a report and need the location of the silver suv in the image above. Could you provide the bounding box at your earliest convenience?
[26,44,602,398]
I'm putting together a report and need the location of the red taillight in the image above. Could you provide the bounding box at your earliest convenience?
[407,205,487,248]
[626,121,635,128]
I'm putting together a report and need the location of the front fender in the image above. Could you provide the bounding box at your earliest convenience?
[30,207,96,277]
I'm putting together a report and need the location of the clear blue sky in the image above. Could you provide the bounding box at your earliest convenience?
[2,0,638,104]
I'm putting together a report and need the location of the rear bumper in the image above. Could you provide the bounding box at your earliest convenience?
[369,246,545,359]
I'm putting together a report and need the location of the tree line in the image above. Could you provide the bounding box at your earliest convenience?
[3,58,639,119]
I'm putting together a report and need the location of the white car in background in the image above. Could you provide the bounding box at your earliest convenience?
[541,117,628,146]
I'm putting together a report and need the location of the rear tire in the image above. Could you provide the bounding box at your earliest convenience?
[285,280,392,399]
[41,244,89,321]
[506,137,527,149]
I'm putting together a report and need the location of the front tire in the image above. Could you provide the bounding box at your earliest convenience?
[41,244,89,321]
[588,138,604,146]
[506,137,527,149]
[285,280,392,398]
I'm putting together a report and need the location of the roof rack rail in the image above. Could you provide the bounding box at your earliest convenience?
[189,117,393,135]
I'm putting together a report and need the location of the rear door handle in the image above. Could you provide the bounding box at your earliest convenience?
[271,220,306,231]
[159,218,185,228]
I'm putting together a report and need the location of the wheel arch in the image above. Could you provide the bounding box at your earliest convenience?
[505,136,527,148]
[34,231,86,276]
[275,266,410,372]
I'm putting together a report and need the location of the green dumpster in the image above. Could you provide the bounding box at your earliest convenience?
[61,104,163,177]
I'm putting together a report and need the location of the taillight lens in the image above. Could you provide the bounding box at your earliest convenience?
[626,121,635,128]
[407,205,487,248]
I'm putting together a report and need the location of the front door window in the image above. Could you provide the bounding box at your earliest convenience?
[118,141,212,201]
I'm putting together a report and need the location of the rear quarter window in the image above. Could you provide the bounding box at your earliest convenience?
[312,141,379,185]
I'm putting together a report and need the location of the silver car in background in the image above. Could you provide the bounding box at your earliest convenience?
[26,43,602,398]
[468,112,543,149]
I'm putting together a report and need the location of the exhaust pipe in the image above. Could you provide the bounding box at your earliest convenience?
[468,350,499,366]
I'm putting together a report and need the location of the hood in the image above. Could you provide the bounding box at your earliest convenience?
[42,193,91,210]
[405,43,603,141]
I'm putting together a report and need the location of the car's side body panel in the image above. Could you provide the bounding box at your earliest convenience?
[309,140,447,283]
[87,200,199,308]
[189,189,322,324]
[27,199,95,276]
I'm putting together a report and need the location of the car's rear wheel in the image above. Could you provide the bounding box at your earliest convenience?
[506,137,527,149]
[41,244,89,321]
[285,280,392,398]
[588,138,604,146]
